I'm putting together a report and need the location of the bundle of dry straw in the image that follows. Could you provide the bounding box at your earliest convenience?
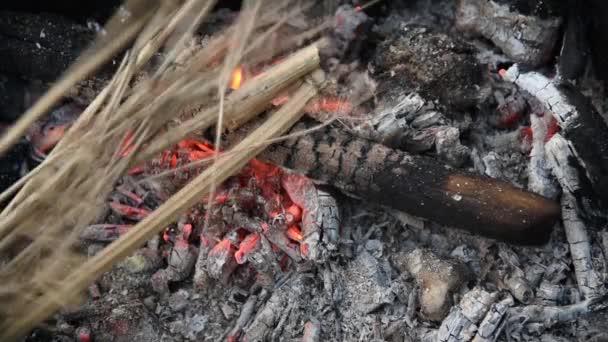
[0,0,327,339]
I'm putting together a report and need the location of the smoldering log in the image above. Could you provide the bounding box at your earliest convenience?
[504,65,608,205]
[228,120,560,245]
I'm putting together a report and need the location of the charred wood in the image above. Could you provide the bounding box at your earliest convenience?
[240,120,561,245]
[546,134,606,301]
[436,287,501,342]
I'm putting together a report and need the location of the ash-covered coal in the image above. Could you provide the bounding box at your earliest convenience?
[371,24,483,110]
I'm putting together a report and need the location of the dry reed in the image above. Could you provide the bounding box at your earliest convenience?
[0,0,328,339]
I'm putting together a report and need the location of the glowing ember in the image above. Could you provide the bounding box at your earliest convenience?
[498,111,522,128]
[545,116,559,142]
[305,97,353,115]
[209,238,235,257]
[235,233,261,264]
[109,201,150,221]
[286,225,303,242]
[286,204,302,224]
[119,133,136,157]
[230,66,244,90]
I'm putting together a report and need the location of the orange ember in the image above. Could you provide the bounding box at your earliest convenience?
[230,66,243,90]
[286,225,303,242]
[286,204,302,223]
[305,97,353,115]
[235,233,261,264]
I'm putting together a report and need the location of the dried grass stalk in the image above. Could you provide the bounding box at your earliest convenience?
[0,0,321,338]
[0,69,325,341]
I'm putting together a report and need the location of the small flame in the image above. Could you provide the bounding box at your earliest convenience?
[286,225,303,242]
[230,66,244,90]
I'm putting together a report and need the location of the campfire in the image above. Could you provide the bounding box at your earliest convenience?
[1,0,608,341]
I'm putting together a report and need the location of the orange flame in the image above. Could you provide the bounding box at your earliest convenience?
[286,225,303,242]
[230,66,243,90]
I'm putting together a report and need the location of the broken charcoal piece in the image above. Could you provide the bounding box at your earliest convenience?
[456,0,562,67]
[372,25,483,109]
[392,248,472,321]
[472,297,513,342]
[437,287,499,342]
[435,127,470,168]
[504,275,533,304]
[207,238,238,284]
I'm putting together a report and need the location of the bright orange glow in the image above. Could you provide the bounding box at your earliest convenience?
[235,233,260,264]
[119,133,135,157]
[305,97,353,115]
[286,204,302,223]
[230,66,243,90]
[286,225,303,242]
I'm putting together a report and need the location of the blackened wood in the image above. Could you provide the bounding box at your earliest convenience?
[558,0,589,80]
[556,84,608,205]
[255,120,560,245]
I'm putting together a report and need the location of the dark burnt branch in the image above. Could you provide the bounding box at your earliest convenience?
[231,120,561,245]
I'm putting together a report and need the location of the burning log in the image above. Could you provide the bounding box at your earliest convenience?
[243,120,561,245]
[503,65,608,205]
